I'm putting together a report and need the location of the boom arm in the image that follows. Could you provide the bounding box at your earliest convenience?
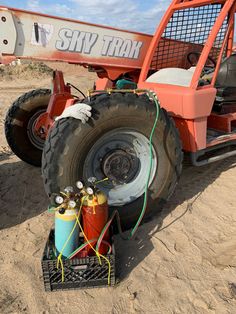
[0,6,152,80]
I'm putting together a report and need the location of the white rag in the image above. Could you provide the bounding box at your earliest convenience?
[55,103,92,124]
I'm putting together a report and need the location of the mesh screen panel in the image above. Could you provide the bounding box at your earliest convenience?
[150,4,228,71]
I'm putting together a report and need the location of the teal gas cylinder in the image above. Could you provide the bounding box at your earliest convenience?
[55,209,79,258]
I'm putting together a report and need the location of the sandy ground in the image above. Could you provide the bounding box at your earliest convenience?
[0,63,236,314]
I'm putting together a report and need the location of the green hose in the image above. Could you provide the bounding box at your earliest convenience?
[129,91,160,238]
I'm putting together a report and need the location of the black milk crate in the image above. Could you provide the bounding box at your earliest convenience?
[42,229,116,292]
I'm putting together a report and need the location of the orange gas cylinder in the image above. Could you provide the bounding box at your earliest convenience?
[82,190,110,256]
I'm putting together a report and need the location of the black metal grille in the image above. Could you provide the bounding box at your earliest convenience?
[150,4,228,71]
[42,230,116,292]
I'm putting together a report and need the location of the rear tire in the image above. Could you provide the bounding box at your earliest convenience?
[5,88,51,167]
[42,93,183,229]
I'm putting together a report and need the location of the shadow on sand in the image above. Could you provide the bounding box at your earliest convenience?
[0,159,48,230]
[115,156,236,281]
[0,150,14,162]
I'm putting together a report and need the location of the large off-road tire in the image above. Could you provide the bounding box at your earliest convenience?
[42,93,183,229]
[5,88,51,167]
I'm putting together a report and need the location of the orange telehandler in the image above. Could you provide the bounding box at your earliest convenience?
[1,0,236,228]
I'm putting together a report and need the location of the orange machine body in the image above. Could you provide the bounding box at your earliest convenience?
[138,0,236,153]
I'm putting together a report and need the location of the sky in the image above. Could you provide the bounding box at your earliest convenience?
[0,0,172,34]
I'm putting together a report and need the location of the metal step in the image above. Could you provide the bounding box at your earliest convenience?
[190,140,236,166]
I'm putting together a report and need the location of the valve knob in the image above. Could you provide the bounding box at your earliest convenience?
[59,207,66,215]
[64,186,74,194]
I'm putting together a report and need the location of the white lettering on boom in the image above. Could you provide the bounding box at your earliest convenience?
[56,28,143,59]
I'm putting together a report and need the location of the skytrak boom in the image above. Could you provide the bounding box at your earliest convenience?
[1,0,236,228]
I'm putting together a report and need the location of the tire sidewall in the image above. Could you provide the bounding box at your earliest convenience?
[5,89,51,166]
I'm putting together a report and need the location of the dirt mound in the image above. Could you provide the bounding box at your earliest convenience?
[0,62,53,81]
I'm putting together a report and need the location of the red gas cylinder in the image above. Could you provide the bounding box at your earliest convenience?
[82,190,110,256]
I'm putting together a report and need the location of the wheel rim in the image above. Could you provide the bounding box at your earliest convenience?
[27,109,46,150]
[83,128,157,206]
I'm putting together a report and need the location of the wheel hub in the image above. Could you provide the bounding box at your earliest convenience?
[83,128,157,206]
[102,149,139,184]
[27,109,46,150]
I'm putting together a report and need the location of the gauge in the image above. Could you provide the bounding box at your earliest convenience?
[68,200,77,208]
[54,195,64,205]
[86,187,94,195]
[76,181,84,190]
